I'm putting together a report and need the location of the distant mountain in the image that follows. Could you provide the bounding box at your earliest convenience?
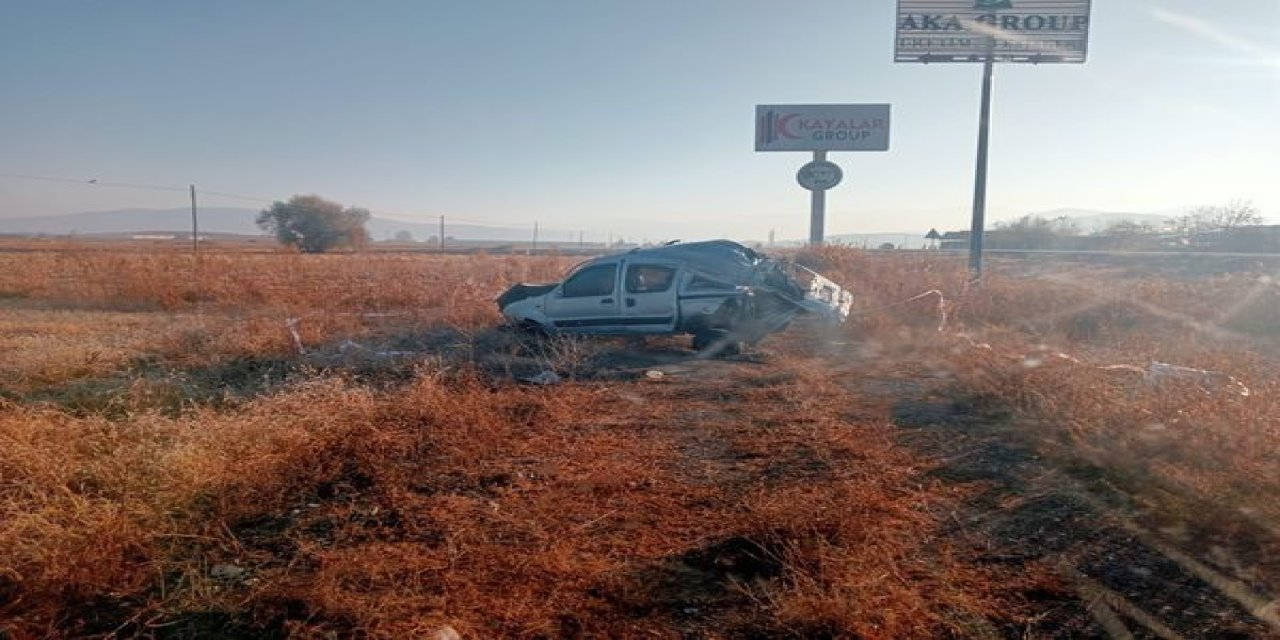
[0,208,564,242]
[0,208,263,235]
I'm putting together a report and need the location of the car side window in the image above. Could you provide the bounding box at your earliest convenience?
[560,264,617,298]
[626,265,676,293]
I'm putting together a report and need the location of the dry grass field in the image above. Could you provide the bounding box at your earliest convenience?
[2,239,1278,638]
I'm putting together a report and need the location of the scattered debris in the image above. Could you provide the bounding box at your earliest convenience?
[959,335,1253,398]
[431,624,462,640]
[337,339,417,358]
[1101,362,1251,397]
[210,564,246,582]
[284,317,305,355]
[849,288,949,332]
[1146,362,1251,396]
[518,370,562,385]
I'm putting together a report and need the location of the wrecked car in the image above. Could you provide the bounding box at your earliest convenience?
[496,240,852,351]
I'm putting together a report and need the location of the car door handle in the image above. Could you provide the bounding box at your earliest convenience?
[625,298,636,307]
[601,298,614,304]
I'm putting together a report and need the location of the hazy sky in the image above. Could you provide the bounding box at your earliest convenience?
[1,0,1277,241]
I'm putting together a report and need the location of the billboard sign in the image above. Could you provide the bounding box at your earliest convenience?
[895,0,1091,64]
[755,104,891,152]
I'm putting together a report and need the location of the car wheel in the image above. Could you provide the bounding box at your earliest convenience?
[517,320,548,336]
[693,329,741,357]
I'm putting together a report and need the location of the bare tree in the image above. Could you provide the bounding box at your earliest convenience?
[1099,220,1160,236]
[992,215,1080,249]
[1173,200,1263,235]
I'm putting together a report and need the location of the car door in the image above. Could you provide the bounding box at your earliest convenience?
[543,261,622,332]
[617,261,679,333]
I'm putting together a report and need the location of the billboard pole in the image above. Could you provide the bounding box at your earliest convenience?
[968,45,995,277]
[894,1,1092,276]
[810,150,827,246]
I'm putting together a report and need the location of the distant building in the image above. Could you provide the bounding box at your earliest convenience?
[939,231,969,251]
[936,225,1280,253]
[1189,225,1280,253]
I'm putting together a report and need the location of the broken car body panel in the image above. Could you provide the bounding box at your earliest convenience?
[497,240,852,343]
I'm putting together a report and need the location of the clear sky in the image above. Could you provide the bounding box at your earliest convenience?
[1,0,1277,241]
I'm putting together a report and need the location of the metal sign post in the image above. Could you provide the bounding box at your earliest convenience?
[969,49,995,273]
[894,0,1092,275]
[755,104,891,246]
[798,151,845,245]
[809,152,827,245]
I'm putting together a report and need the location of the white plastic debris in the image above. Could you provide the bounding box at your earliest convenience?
[519,370,562,385]
[1100,362,1251,397]
[337,339,416,358]
[1146,362,1250,397]
[431,625,462,640]
[284,317,306,354]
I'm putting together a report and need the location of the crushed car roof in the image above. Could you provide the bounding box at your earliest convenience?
[622,240,764,285]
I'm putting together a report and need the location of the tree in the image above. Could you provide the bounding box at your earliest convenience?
[393,229,414,242]
[992,215,1080,249]
[1099,220,1159,236]
[1173,200,1263,235]
[256,195,371,253]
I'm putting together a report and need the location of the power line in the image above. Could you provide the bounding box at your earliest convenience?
[0,172,187,193]
[198,189,274,204]
[1,171,545,230]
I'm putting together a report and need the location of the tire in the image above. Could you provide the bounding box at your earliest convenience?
[693,329,741,357]
[504,320,549,355]
[516,320,549,337]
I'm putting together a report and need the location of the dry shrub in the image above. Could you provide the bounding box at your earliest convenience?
[0,373,591,637]
[796,246,968,337]
[4,240,1274,636]
[741,480,1017,638]
[0,247,579,395]
[947,336,1280,532]
[1,349,1036,638]
[932,264,1278,529]
[0,249,574,323]
[807,246,1280,570]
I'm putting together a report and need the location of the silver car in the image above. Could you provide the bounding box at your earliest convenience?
[497,240,851,352]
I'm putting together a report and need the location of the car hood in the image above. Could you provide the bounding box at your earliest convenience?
[497,282,558,309]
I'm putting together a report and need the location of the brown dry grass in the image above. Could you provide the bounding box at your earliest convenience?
[0,344,1032,638]
[806,246,1280,579]
[2,239,1277,637]
[0,249,576,397]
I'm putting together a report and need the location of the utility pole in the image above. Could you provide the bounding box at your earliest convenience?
[577,230,583,251]
[190,184,202,313]
[439,215,445,251]
[531,221,539,255]
[190,184,199,257]
[969,45,996,277]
